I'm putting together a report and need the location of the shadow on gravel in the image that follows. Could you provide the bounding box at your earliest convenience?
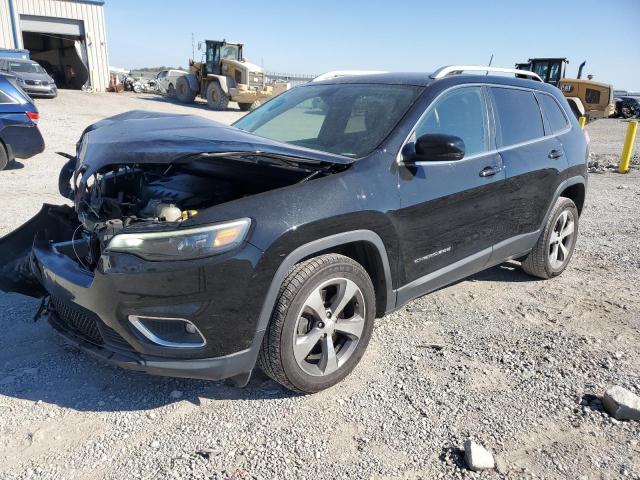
[469,261,544,283]
[0,294,296,413]
[136,95,244,113]
[580,393,606,413]
[439,446,466,469]
[0,342,297,413]
[4,160,25,170]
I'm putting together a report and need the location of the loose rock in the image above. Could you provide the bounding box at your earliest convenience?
[602,386,640,421]
[463,439,495,471]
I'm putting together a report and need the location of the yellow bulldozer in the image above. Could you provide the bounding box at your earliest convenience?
[516,58,614,121]
[175,40,285,111]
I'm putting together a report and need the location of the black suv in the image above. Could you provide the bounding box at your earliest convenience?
[0,66,588,393]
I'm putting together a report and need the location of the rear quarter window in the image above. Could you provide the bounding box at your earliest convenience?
[0,89,15,104]
[491,88,544,147]
[537,93,569,134]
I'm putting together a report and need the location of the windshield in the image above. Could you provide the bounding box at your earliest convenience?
[234,83,422,157]
[220,45,239,60]
[9,61,46,74]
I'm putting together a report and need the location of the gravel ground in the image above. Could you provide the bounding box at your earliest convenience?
[0,91,639,480]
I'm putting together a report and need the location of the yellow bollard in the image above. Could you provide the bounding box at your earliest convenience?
[578,116,587,129]
[618,120,638,174]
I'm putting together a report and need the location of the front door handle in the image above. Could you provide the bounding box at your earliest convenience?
[548,149,564,159]
[479,166,501,177]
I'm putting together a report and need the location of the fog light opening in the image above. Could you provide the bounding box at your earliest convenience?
[128,315,206,348]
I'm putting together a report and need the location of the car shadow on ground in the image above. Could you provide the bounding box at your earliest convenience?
[136,94,245,113]
[4,160,25,170]
[0,296,296,413]
[469,261,544,283]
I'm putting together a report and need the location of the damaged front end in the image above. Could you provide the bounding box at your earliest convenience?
[0,110,352,297]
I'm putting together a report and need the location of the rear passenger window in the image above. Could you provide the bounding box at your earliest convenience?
[492,88,544,147]
[415,87,488,156]
[538,94,569,134]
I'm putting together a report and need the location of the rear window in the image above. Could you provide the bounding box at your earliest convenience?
[538,93,569,134]
[491,88,544,147]
[585,88,601,104]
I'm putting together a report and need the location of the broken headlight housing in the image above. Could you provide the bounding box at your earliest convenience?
[106,218,251,260]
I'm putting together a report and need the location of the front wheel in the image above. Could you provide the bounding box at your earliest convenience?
[166,83,176,97]
[521,197,579,279]
[258,254,375,393]
[205,81,229,110]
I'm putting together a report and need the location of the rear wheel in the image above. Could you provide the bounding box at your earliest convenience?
[521,197,579,279]
[258,254,375,393]
[175,76,197,103]
[0,144,7,171]
[205,81,229,110]
[238,102,253,112]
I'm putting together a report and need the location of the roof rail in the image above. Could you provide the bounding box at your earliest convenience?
[312,70,388,82]
[430,65,542,82]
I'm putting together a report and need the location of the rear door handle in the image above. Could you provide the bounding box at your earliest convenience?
[479,166,501,177]
[548,149,564,159]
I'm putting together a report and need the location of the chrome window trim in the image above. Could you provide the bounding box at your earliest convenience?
[396,83,572,166]
[128,315,207,348]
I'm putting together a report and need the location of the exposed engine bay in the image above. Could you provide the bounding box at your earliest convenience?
[68,154,335,269]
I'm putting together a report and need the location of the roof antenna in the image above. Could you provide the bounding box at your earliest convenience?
[486,54,494,75]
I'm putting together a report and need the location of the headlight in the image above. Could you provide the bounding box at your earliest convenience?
[107,218,251,260]
[17,77,25,84]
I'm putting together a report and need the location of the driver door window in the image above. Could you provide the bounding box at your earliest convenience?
[415,87,489,157]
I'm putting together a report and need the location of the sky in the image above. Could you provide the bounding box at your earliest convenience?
[105,0,640,91]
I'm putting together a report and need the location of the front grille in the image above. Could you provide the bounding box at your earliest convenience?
[25,79,46,86]
[50,296,103,344]
[49,296,134,352]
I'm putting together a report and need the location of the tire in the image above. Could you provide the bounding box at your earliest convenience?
[521,197,579,279]
[258,254,376,393]
[621,105,633,119]
[0,144,7,171]
[238,102,253,112]
[205,81,229,111]
[167,83,176,97]
[176,76,197,103]
[132,84,142,94]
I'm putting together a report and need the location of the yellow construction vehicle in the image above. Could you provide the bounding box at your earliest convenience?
[175,40,284,111]
[516,58,614,121]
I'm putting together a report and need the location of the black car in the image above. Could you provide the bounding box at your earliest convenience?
[614,96,640,118]
[0,73,45,170]
[0,66,588,393]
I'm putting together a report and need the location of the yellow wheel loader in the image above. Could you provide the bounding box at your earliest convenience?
[516,58,614,121]
[175,40,284,111]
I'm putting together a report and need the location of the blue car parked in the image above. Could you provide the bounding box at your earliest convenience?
[0,73,44,170]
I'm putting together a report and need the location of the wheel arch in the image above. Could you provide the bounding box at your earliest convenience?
[255,230,395,335]
[560,182,586,215]
[540,176,586,231]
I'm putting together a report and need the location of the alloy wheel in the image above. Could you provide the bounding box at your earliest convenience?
[548,209,575,269]
[292,278,365,377]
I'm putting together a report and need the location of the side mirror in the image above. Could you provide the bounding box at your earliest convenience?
[401,134,465,165]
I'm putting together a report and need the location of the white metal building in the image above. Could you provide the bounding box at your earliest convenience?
[0,0,109,91]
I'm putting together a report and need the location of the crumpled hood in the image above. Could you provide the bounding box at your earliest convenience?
[76,110,352,175]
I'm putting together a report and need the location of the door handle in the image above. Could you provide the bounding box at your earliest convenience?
[479,166,501,177]
[548,149,564,159]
